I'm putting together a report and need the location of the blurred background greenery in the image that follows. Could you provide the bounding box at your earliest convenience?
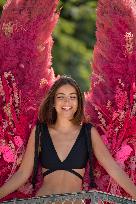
[0,0,97,91]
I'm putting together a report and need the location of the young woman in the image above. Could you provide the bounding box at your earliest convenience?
[0,75,136,199]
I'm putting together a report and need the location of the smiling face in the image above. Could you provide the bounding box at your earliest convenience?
[39,75,84,125]
[54,84,78,121]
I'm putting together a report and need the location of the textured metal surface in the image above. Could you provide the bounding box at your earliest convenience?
[1,190,136,204]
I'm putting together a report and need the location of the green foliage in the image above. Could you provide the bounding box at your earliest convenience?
[0,0,5,15]
[0,0,97,91]
[0,0,6,5]
[53,0,97,91]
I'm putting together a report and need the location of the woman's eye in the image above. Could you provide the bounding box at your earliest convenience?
[70,96,77,99]
[57,96,64,99]
[56,95,77,100]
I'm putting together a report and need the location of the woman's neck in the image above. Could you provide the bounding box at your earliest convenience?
[53,119,76,132]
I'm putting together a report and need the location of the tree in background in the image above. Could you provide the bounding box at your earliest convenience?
[0,0,5,13]
[0,0,97,91]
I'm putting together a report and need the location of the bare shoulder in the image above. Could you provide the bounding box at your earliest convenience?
[90,126,104,147]
[31,125,36,135]
[28,126,36,141]
[22,126,36,154]
[91,126,100,138]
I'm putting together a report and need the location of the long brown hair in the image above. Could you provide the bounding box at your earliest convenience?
[39,75,84,125]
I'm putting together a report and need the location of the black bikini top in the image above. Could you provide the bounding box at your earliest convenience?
[32,122,96,189]
[39,123,89,180]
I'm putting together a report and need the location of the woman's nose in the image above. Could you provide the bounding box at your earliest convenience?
[64,96,71,102]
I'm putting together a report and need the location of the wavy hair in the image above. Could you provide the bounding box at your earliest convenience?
[39,75,84,125]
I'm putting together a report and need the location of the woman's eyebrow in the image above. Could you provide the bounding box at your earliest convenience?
[70,93,77,95]
[56,93,65,95]
[56,93,77,95]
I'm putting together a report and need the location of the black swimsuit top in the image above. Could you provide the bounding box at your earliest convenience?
[39,123,89,180]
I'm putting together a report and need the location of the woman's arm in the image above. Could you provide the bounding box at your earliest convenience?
[0,126,36,199]
[91,127,136,199]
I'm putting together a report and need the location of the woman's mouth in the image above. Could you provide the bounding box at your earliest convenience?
[62,106,72,111]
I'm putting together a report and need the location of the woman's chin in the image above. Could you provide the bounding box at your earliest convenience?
[60,113,74,120]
